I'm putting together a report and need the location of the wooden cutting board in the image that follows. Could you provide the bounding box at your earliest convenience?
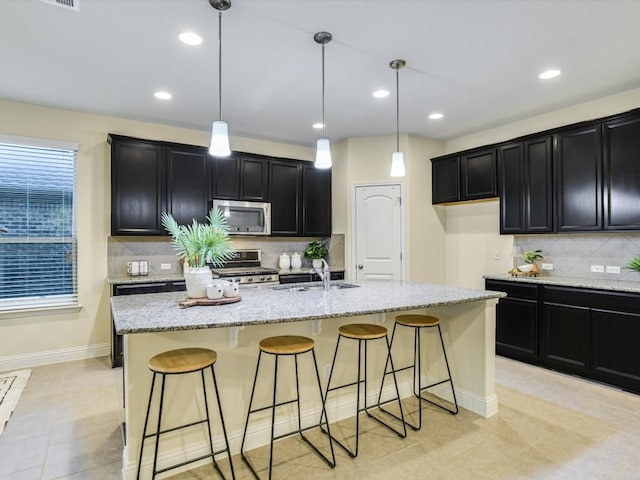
[178,295,241,309]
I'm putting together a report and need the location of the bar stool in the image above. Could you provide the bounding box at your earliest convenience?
[137,348,235,480]
[240,335,335,480]
[322,323,407,458]
[378,314,458,431]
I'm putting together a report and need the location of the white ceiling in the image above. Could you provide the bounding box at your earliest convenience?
[2,0,640,147]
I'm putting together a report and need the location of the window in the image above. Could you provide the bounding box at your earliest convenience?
[0,134,78,312]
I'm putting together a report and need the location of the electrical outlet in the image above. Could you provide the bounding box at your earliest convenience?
[606,265,621,274]
[590,265,605,273]
[493,250,501,261]
[323,363,332,380]
[541,263,554,271]
[160,263,171,270]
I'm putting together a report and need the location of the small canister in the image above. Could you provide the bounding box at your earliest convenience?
[279,253,291,270]
[290,253,302,269]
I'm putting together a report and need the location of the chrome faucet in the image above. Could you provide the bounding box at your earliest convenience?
[310,259,331,290]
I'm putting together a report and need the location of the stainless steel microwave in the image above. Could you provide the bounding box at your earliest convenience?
[212,199,271,235]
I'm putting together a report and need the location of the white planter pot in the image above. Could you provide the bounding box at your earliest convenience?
[312,259,323,268]
[184,266,212,298]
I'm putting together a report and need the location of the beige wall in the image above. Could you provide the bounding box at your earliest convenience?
[443,86,640,289]
[0,98,313,367]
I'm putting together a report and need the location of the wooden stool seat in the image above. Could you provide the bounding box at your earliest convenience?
[395,314,440,328]
[148,347,217,374]
[259,335,315,355]
[339,323,387,340]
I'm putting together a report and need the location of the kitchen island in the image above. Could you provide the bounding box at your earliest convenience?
[112,281,503,479]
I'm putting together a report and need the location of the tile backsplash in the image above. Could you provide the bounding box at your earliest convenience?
[515,233,640,282]
[108,234,345,277]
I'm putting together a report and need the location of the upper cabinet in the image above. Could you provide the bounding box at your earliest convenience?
[554,125,603,232]
[435,108,640,234]
[603,113,640,230]
[432,149,497,204]
[211,153,268,202]
[499,136,553,234]
[110,134,331,237]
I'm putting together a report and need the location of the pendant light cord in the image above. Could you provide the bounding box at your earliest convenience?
[395,68,400,152]
[218,10,223,121]
[321,43,326,139]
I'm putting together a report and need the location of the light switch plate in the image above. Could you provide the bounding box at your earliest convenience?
[590,265,605,273]
[160,263,171,270]
[605,265,621,274]
[541,263,554,270]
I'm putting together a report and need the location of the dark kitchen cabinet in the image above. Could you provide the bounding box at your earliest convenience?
[111,281,185,368]
[211,153,268,201]
[110,137,166,235]
[279,270,345,284]
[554,125,603,232]
[302,164,332,236]
[499,137,553,234]
[432,149,496,204]
[166,145,210,226]
[603,113,640,230]
[432,157,460,204]
[486,280,539,363]
[488,278,640,394]
[270,160,301,235]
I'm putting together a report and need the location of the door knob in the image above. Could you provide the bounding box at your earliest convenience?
[357,264,364,269]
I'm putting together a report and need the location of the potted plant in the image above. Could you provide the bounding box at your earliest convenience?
[626,256,640,274]
[162,208,235,298]
[304,241,329,268]
[520,249,543,274]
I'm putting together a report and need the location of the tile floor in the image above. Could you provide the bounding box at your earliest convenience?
[1,356,639,479]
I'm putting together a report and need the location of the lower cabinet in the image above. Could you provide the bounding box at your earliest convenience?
[486,279,640,394]
[279,270,345,284]
[111,280,186,368]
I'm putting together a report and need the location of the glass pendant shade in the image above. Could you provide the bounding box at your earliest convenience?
[209,120,231,157]
[390,151,406,177]
[315,138,332,169]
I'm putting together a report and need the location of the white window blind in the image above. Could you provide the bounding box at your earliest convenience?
[0,136,78,312]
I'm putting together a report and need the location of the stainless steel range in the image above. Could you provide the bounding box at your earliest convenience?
[209,250,279,286]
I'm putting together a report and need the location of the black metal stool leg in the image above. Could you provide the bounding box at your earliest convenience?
[310,349,336,467]
[210,365,236,480]
[151,373,167,479]
[200,369,220,478]
[241,351,263,461]
[267,355,279,480]
[137,372,157,480]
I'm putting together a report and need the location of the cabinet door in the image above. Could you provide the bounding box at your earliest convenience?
[524,137,553,232]
[269,160,302,235]
[495,298,539,361]
[462,149,497,200]
[111,138,166,235]
[498,143,525,234]
[240,155,268,201]
[603,114,640,230]
[555,125,602,231]
[212,155,240,200]
[432,157,460,204]
[591,308,640,393]
[541,302,590,374]
[167,146,210,227]
[302,164,332,236]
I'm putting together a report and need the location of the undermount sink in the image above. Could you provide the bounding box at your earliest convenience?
[272,282,360,292]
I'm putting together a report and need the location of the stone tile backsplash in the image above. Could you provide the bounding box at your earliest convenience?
[515,233,640,282]
[108,234,345,277]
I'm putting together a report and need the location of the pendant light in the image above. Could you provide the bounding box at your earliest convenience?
[390,59,406,177]
[314,31,332,169]
[209,0,231,157]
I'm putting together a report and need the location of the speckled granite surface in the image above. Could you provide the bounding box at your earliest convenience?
[484,274,640,294]
[111,281,504,334]
[108,274,185,285]
[278,267,345,275]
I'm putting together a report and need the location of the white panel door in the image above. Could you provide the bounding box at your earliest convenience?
[354,184,403,282]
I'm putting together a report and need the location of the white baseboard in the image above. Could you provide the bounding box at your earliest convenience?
[0,343,110,372]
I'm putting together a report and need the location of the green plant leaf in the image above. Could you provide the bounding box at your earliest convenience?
[626,256,640,272]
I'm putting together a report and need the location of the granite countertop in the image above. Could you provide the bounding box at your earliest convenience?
[278,267,345,275]
[111,281,505,334]
[484,273,640,294]
[108,273,185,285]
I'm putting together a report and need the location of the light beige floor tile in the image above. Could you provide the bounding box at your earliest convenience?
[0,433,48,477]
[0,466,44,480]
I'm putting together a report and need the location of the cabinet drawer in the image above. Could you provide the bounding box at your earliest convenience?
[485,280,539,300]
[543,286,640,314]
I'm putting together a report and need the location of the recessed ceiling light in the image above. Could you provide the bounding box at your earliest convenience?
[312,122,325,129]
[429,112,444,120]
[179,31,202,46]
[373,89,390,98]
[154,91,172,100]
[539,69,561,80]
